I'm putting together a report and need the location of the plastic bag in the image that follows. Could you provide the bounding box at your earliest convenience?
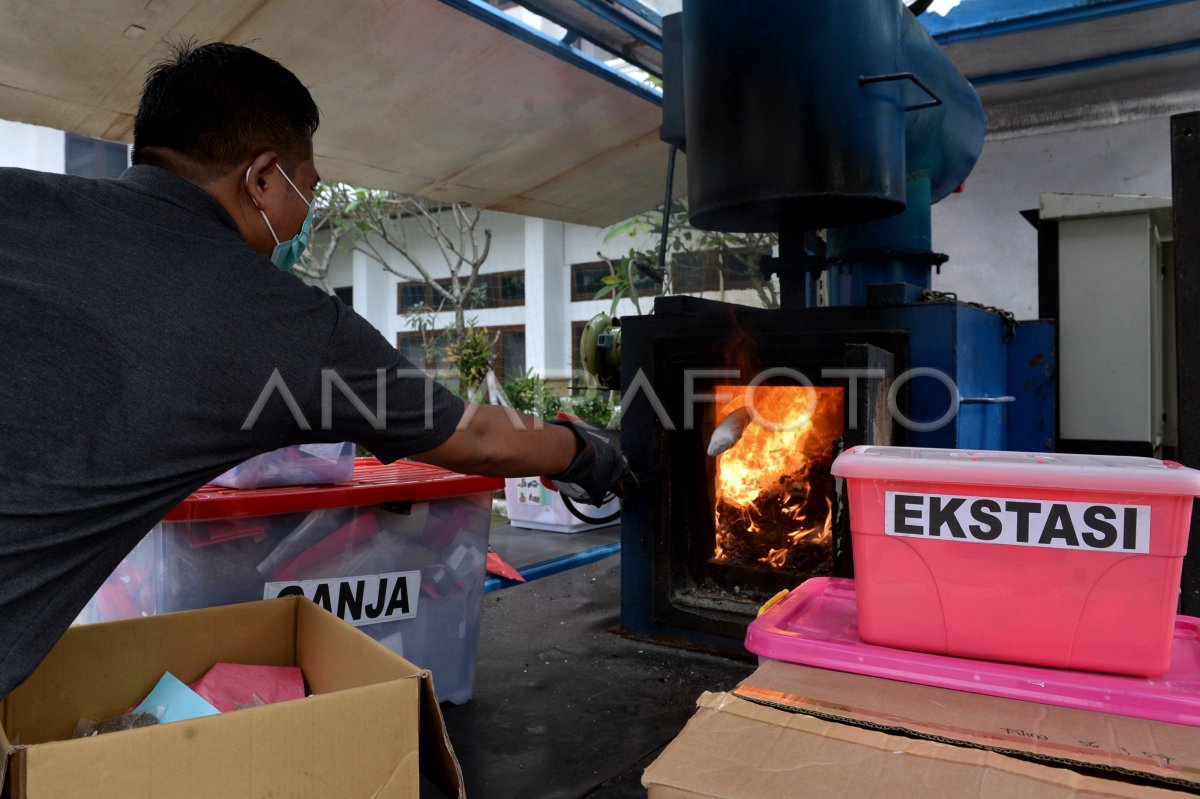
[72,712,159,738]
[210,443,355,489]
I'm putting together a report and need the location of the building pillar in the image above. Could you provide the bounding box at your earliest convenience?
[524,217,569,378]
[352,249,394,341]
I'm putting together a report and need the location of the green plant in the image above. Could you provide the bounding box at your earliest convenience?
[445,324,494,397]
[593,257,645,316]
[502,370,564,419]
[564,391,620,428]
[402,303,450,371]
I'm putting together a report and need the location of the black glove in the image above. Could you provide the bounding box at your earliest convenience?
[547,419,637,506]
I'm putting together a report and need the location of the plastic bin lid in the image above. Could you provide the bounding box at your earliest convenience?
[831,446,1200,496]
[746,577,1200,727]
[164,458,503,521]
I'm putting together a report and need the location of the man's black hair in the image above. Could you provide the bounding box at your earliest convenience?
[132,41,320,180]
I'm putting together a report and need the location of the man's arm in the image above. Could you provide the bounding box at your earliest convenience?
[305,298,631,501]
[412,404,634,505]
[410,404,579,477]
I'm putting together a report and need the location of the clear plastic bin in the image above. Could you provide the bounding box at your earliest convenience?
[831,446,1200,677]
[81,460,501,704]
[209,442,356,489]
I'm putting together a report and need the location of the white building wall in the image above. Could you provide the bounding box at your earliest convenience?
[335,208,775,380]
[0,119,65,173]
[931,116,1173,320]
[332,209,530,348]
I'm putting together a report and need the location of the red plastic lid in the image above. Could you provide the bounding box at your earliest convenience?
[164,458,502,521]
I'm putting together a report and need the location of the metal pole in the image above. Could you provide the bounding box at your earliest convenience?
[1172,111,1200,614]
[658,145,678,289]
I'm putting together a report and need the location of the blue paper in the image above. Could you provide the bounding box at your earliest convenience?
[133,672,220,724]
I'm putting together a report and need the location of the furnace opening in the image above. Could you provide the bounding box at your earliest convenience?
[707,385,845,582]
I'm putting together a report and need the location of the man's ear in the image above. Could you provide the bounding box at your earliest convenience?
[242,150,280,210]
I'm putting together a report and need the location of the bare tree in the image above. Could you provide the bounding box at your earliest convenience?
[346,191,493,337]
[295,185,495,332]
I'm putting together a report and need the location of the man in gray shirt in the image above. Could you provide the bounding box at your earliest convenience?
[0,42,631,699]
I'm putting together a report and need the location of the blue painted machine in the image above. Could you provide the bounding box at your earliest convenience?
[618,0,1057,649]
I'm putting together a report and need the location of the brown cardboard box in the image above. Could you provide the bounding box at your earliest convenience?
[643,661,1200,798]
[1,596,464,798]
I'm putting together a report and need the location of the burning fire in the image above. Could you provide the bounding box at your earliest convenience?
[712,386,844,570]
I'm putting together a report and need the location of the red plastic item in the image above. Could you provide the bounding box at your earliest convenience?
[270,512,383,582]
[486,551,525,582]
[164,459,501,521]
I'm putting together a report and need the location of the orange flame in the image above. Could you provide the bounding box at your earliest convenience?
[713,386,844,569]
[715,386,817,510]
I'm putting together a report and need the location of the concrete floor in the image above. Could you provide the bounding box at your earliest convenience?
[489,521,623,571]
[423,523,755,798]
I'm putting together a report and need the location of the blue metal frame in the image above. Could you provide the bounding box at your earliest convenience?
[436,0,663,105]
[483,541,621,592]
[922,0,1197,44]
[969,37,1200,86]
[572,0,663,50]
[609,0,663,29]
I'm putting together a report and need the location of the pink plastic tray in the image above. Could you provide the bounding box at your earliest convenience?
[745,577,1200,727]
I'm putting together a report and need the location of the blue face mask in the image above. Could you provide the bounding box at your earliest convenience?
[251,164,314,272]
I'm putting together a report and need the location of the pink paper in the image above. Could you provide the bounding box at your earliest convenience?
[190,663,306,713]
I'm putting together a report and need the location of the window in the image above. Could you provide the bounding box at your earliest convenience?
[396,332,452,372]
[496,327,526,382]
[64,133,128,178]
[398,283,427,311]
[396,332,427,367]
[397,327,523,380]
[333,286,353,307]
[572,261,609,301]
[397,271,526,313]
[672,248,763,293]
[570,260,661,302]
[494,272,526,306]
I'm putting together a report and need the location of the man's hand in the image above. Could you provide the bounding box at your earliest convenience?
[544,419,637,506]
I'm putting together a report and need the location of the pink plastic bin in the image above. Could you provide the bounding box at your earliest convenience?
[830,446,1200,677]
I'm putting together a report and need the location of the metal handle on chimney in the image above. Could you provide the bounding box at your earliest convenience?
[958,396,1017,405]
[858,72,943,112]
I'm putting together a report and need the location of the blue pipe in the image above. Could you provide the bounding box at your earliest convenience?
[681,0,983,234]
[826,173,935,306]
[483,542,622,592]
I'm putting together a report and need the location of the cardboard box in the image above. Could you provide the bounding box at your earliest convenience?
[2,597,465,798]
[643,661,1200,798]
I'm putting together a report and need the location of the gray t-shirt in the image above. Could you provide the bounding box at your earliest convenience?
[0,165,464,698]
